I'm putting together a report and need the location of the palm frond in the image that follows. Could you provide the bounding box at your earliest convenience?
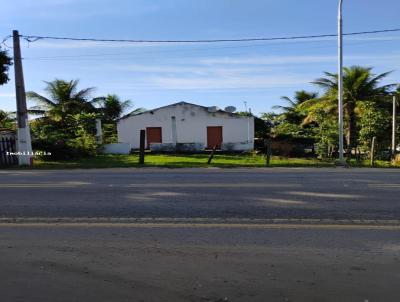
[272,105,292,111]
[280,96,296,107]
[74,87,96,100]
[26,91,56,108]
[27,109,47,115]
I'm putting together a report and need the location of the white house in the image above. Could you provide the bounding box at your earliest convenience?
[117,102,254,152]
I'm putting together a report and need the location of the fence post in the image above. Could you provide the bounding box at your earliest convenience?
[370,136,376,167]
[5,138,11,166]
[0,138,5,166]
[139,130,146,165]
[207,145,217,165]
[264,138,271,166]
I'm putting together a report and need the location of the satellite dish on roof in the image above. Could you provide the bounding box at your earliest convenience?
[208,106,219,113]
[224,106,236,113]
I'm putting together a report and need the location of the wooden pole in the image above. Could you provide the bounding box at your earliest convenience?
[370,136,376,167]
[13,30,32,166]
[207,145,217,165]
[264,138,271,166]
[139,129,145,165]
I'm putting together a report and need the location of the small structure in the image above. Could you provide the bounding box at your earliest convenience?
[117,102,254,152]
[0,128,16,139]
[0,129,17,166]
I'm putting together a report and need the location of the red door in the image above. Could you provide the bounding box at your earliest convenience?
[146,127,162,148]
[207,126,223,149]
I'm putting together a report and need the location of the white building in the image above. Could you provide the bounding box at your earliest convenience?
[117,102,254,152]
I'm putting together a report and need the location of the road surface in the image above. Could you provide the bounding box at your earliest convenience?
[0,167,400,221]
[1,168,400,301]
[1,223,400,302]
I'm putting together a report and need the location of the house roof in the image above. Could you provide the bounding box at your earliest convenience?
[119,101,241,120]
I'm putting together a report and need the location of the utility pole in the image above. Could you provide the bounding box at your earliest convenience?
[337,0,345,165]
[392,95,397,159]
[13,30,32,166]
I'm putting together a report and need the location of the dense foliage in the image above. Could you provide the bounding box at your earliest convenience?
[27,79,138,159]
[0,47,12,86]
[0,110,15,129]
[263,66,398,160]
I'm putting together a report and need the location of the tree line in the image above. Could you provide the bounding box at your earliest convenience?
[26,79,143,159]
[261,66,399,160]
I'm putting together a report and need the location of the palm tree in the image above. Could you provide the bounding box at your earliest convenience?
[0,110,14,129]
[91,94,134,123]
[303,66,393,156]
[89,94,145,144]
[273,90,318,124]
[27,79,96,124]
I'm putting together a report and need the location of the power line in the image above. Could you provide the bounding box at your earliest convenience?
[24,39,337,60]
[18,28,400,44]
[23,37,400,61]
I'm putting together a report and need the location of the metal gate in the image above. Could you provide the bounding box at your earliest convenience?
[0,137,18,167]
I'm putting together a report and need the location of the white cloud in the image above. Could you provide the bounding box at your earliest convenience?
[199,53,400,66]
[201,55,337,65]
[0,92,15,98]
[111,63,280,76]
[92,52,400,90]
[147,74,310,90]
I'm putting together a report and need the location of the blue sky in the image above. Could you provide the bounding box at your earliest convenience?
[1,0,400,115]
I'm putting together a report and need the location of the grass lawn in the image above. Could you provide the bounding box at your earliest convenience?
[9,153,398,169]
[29,154,338,169]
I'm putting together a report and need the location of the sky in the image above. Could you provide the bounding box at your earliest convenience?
[1,0,400,116]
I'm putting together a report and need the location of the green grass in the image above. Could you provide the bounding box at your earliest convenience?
[10,154,399,169]
[26,153,335,169]
[348,159,400,168]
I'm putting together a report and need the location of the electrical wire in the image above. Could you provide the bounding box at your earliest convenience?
[17,28,400,44]
[22,37,400,61]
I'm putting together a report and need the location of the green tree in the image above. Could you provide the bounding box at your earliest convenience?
[92,94,132,123]
[27,80,99,159]
[308,66,392,156]
[269,91,318,141]
[91,94,144,144]
[358,101,391,153]
[66,112,98,156]
[0,47,12,85]
[311,108,338,158]
[27,79,96,125]
[273,90,318,124]
[0,110,15,129]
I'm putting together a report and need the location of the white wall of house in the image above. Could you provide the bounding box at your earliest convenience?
[117,102,254,151]
[102,143,131,154]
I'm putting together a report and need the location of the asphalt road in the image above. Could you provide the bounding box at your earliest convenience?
[0,168,400,221]
[1,223,400,302]
[1,168,400,301]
